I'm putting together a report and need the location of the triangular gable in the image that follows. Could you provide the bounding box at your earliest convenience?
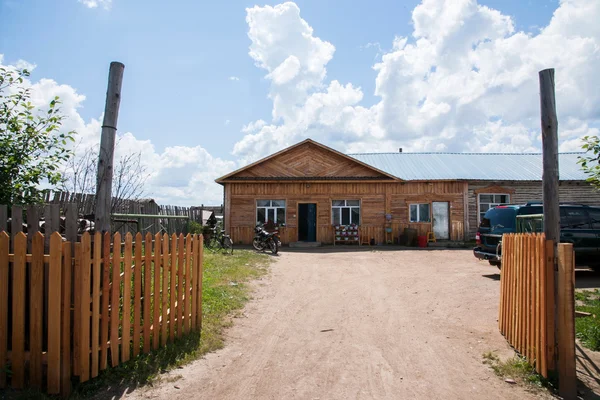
[216,139,399,182]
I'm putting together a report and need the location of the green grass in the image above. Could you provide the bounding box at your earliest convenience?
[67,249,271,398]
[575,289,600,351]
[482,351,548,389]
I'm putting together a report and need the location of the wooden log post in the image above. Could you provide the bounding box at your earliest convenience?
[557,243,576,400]
[95,62,125,234]
[539,68,560,245]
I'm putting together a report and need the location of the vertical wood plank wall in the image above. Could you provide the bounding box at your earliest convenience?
[226,181,467,244]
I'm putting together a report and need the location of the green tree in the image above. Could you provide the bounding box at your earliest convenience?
[578,135,600,190]
[0,67,75,205]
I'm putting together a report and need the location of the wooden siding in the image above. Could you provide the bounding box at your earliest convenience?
[467,181,600,239]
[232,142,390,179]
[227,181,466,245]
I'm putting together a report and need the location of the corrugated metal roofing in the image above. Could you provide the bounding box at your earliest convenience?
[348,152,588,181]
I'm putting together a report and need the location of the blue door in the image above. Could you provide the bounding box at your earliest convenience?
[307,203,317,242]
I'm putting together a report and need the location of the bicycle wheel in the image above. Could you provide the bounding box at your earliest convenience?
[222,236,234,255]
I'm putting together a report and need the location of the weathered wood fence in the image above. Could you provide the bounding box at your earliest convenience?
[498,233,554,377]
[0,228,204,395]
[499,233,575,387]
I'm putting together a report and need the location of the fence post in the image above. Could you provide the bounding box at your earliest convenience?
[557,243,576,399]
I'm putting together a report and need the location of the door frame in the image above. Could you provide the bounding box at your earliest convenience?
[432,201,450,240]
[297,201,318,242]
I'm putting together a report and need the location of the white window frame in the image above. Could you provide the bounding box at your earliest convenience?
[409,203,431,223]
[331,200,361,225]
[256,200,286,225]
[477,193,510,224]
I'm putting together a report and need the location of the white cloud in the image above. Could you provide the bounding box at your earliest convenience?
[234,0,600,162]
[229,76,240,81]
[225,119,230,126]
[0,55,233,206]
[78,0,112,10]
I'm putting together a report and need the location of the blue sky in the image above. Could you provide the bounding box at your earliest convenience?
[0,0,597,205]
[1,0,556,158]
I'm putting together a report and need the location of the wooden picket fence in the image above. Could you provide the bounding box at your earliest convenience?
[0,230,204,396]
[498,233,555,377]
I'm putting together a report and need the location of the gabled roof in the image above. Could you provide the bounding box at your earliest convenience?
[349,152,588,181]
[216,139,400,183]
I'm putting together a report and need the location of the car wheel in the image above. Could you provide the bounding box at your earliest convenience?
[489,260,501,268]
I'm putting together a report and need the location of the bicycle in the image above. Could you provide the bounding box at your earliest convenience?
[205,227,234,255]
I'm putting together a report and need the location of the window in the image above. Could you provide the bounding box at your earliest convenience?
[560,207,591,230]
[332,200,360,225]
[589,208,600,229]
[409,203,431,223]
[478,194,510,223]
[256,200,286,224]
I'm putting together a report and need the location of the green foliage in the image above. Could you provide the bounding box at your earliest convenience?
[187,220,203,234]
[482,352,549,389]
[578,135,600,190]
[575,289,600,350]
[0,67,75,205]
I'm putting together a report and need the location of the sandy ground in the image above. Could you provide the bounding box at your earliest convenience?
[122,248,556,400]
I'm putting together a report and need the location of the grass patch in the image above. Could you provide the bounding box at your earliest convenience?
[69,249,271,398]
[575,289,600,351]
[482,351,548,390]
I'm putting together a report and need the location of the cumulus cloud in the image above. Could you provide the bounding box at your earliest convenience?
[78,0,112,10]
[234,0,600,162]
[0,55,234,206]
[229,76,240,81]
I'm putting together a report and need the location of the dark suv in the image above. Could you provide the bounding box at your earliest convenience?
[473,203,600,267]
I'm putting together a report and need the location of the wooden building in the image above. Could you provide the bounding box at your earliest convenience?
[216,139,600,245]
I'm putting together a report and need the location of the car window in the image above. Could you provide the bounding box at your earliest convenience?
[518,206,543,216]
[588,208,600,229]
[560,207,591,230]
[480,207,516,230]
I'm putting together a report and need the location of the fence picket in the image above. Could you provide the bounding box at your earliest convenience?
[122,233,133,362]
[177,234,184,337]
[184,234,192,334]
[80,233,91,382]
[191,235,197,331]
[170,234,177,341]
[133,233,143,357]
[145,233,154,352]
[30,232,44,388]
[110,233,122,367]
[11,232,26,388]
[48,232,63,394]
[161,233,170,345]
[198,234,204,329]
[153,233,162,349]
[61,242,72,396]
[100,232,111,370]
[0,232,8,388]
[91,232,102,378]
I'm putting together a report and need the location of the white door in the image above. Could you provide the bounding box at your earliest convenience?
[432,202,450,240]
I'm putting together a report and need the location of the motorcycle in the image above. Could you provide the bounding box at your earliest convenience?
[252,224,281,254]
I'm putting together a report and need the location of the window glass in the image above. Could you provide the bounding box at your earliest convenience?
[480,208,516,230]
[332,208,341,225]
[331,200,360,225]
[342,208,350,225]
[419,204,431,222]
[561,208,590,229]
[351,208,360,225]
[588,208,600,229]
[410,204,418,222]
[478,193,510,224]
[257,208,266,224]
[256,200,286,225]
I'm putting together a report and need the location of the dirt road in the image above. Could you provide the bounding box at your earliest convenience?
[128,248,541,399]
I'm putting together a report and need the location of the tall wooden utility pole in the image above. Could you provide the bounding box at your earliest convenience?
[539,68,560,246]
[95,62,125,234]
